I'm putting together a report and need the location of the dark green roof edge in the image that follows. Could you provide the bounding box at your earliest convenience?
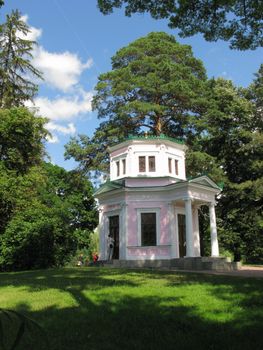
[94,176,222,196]
[126,133,185,145]
[187,173,208,181]
[94,180,124,196]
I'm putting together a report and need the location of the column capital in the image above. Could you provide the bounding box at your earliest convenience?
[182,196,192,202]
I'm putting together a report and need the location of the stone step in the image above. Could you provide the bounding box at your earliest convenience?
[98,258,241,271]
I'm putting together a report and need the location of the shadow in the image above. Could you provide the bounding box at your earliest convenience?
[0,268,262,350]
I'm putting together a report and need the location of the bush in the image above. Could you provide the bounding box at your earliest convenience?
[0,206,77,271]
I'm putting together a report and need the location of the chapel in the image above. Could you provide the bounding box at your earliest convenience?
[94,135,239,270]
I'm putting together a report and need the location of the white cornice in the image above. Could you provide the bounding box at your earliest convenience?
[108,138,187,153]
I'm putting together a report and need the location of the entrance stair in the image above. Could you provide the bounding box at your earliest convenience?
[101,257,240,271]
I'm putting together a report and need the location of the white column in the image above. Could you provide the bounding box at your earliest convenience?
[119,204,127,260]
[184,198,194,257]
[193,206,201,257]
[209,202,219,257]
[98,208,106,260]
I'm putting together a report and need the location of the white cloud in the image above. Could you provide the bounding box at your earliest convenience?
[20,14,93,92]
[44,122,77,144]
[46,134,59,144]
[20,15,95,145]
[29,92,93,121]
[46,122,76,135]
[32,47,93,91]
[19,15,42,42]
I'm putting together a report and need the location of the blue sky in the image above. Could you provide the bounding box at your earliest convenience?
[1,0,262,170]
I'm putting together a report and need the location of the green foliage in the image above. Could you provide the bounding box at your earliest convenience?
[0,163,98,271]
[0,10,42,108]
[0,109,98,271]
[195,76,263,262]
[0,108,48,174]
[42,163,98,233]
[97,0,263,50]
[92,32,207,137]
[186,150,225,183]
[0,205,76,270]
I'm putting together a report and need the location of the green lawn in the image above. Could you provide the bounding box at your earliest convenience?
[0,267,263,350]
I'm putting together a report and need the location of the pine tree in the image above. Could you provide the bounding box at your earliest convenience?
[0,10,42,108]
[65,32,208,175]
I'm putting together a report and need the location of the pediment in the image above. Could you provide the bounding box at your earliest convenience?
[188,175,221,190]
[94,181,124,196]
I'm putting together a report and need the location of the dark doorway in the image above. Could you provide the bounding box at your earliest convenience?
[178,214,186,257]
[109,215,119,259]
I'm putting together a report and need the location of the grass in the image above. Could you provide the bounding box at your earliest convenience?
[0,267,263,350]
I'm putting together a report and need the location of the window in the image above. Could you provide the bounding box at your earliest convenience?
[139,156,146,172]
[122,159,126,175]
[175,160,179,175]
[141,212,156,246]
[168,158,179,175]
[168,158,172,173]
[116,161,120,177]
[148,156,156,172]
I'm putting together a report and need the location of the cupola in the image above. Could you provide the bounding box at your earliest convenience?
[109,134,187,182]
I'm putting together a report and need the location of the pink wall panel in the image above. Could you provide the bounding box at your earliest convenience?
[126,201,170,247]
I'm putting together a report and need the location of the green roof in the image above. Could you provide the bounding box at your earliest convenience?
[94,174,221,197]
[94,180,124,196]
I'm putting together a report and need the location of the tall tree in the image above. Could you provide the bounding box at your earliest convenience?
[193,77,263,262]
[0,10,42,108]
[246,63,263,130]
[66,32,208,174]
[97,0,263,50]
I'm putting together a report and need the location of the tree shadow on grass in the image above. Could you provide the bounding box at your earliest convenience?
[0,268,263,350]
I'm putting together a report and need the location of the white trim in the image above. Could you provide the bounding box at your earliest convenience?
[112,155,128,179]
[108,138,187,153]
[136,207,161,246]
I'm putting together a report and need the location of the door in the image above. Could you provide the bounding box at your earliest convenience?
[109,215,119,259]
[178,214,186,257]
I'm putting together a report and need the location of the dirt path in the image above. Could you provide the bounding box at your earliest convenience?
[170,265,263,278]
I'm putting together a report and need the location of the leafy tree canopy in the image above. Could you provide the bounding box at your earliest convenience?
[0,162,98,270]
[193,76,263,262]
[97,0,263,50]
[0,107,49,174]
[0,10,42,108]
